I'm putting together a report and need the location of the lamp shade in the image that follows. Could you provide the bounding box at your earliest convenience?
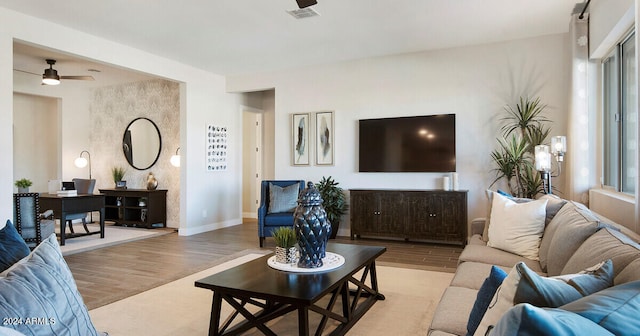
[74,150,92,179]
[74,157,88,168]
[551,135,567,155]
[535,145,551,171]
[170,147,180,167]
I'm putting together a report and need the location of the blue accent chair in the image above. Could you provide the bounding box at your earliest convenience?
[258,180,305,247]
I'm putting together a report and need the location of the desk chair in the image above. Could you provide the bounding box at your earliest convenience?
[65,178,96,233]
[258,180,305,247]
[13,193,55,249]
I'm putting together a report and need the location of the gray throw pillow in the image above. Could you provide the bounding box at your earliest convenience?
[542,203,608,276]
[268,183,299,213]
[562,228,640,277]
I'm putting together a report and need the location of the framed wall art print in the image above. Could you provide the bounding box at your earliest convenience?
[315,111,334,166]
[292,113,310,166]
[206,124,228,171]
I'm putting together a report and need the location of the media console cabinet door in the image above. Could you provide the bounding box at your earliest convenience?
[350,189,467,245]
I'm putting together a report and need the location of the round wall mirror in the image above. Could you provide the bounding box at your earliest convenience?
[123,117,162,170]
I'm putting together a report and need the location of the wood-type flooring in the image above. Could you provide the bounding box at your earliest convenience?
[65,219,463,309]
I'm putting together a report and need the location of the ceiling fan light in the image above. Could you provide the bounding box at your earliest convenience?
[42,68,60,85]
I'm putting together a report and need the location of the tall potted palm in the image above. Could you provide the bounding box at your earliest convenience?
[490,97,551,198]
[316,176,348,239]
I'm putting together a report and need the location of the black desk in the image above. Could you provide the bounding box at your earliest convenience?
[195,243,386,336]
[39,193,105,246]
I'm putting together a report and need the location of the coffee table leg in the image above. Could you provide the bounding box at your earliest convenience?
[209,291,223,336]
[298,306,310,336]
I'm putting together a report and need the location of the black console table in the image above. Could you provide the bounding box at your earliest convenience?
[350,189,468,245]
[99,189,167,228]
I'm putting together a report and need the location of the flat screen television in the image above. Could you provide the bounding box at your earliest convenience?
[359,114,456,172]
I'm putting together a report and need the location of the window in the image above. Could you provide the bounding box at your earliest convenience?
[603,31,637,194]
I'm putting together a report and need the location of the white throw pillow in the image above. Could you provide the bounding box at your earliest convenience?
[487,192,547,261]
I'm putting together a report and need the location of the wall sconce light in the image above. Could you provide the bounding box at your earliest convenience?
[74,150,92,179]
[170,147,180,167]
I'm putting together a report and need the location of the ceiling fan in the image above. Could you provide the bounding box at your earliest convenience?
[14,59,95,85]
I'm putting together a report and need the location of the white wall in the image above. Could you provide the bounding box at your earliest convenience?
[228,34,570,237]
[590,0,635,58]
[13,93,59,192]
[1,7,248,235]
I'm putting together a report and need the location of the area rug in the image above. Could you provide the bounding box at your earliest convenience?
[58,223,168,256]
[89,254,453,335]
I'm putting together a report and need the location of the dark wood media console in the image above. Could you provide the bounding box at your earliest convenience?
[350,189,468,245]
[99,189,167,228]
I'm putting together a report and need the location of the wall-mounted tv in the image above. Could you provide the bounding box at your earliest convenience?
[359,114,456,172]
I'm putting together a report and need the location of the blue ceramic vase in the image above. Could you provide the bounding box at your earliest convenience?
[294,182,331,268]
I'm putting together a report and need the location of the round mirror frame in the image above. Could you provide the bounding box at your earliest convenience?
[122,117,162,170]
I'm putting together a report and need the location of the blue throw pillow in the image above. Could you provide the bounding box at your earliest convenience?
[492,303,615,336]
[0,234,101,335]
[561,280,640,335]
[466,265,508,336]
[513,260,613,307]
[268,183,299,213]
[0,220,31,273]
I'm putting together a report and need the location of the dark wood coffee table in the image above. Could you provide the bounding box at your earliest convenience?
[195,243,386,336]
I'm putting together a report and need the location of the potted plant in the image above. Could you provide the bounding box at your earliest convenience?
[111,166,127,189]
[15,178,33,193]
[490,97,551,198]
[272,226,298,264]
[316,176,348,239]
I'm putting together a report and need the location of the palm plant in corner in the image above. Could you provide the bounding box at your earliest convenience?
[272,226,298,265]
[490,97,551,198]
[316,176,348,239]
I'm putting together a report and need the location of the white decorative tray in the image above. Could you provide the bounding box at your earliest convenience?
[267,252,345,273]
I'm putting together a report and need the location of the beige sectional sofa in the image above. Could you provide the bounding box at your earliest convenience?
[428,196,640,336]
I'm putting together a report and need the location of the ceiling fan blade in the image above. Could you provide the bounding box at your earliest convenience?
[13,69,41,76]
[60,75,95,81]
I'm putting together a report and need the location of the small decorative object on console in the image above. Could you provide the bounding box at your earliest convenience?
[146,172,158,190]
[294,181,331,268]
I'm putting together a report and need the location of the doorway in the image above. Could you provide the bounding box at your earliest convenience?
[242,108,264,218]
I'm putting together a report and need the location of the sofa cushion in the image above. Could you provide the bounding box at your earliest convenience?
[466,266,507,336]
[268,183,299,213]
[0,220,31,273]
[561,280,640,336]
[451,262,510,290]
[487,193,547,260]
[430,286,477,336]
[458,244,544,274]
[492,303,614,336]
[514,259,613,307]
[0,234,101,336]
[614,258,640,285]
[562,228,640,277]
[540,202,608,276]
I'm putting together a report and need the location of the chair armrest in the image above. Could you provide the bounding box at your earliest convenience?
[40,210,54,219]
[470,217,486,236]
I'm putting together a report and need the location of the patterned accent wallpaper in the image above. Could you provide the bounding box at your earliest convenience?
[89,79,180,228]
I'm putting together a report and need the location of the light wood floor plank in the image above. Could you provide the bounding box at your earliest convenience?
[66,219,462,309]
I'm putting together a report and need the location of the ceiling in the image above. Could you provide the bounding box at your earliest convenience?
[4,0,579,83]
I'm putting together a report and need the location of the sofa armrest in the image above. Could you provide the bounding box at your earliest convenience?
[470,217,486,237]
